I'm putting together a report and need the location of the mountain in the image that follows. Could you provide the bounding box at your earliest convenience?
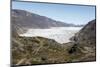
[73,19,96,49]
[77,19,96,47]
[11,9,96,66]
[69,19,96,61]
[12,9,78,29]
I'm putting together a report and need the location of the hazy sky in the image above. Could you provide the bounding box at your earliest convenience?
[12,1,96,25]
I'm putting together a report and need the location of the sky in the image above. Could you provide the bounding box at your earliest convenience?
[12,1,96,25]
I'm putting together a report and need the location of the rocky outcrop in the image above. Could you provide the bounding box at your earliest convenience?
[69,19,96,61]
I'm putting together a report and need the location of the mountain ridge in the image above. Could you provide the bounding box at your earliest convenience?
[12,9,83,29]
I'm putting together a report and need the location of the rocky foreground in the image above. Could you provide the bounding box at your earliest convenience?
[11,19,96,66]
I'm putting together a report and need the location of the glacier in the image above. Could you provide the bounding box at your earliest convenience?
[19,27,82,44]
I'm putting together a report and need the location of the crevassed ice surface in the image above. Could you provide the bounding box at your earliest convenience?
[19,27,82,44]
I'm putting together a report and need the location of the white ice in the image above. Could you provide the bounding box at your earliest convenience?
[19,27,82,44]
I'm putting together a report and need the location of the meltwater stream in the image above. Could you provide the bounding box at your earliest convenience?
[19,27,82,44]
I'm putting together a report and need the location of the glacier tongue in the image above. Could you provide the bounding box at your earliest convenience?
[19,27,82,44]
